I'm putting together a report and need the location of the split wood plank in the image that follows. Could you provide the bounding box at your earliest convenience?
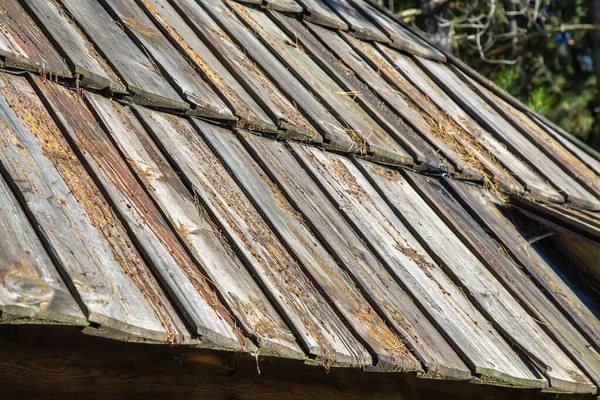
[0,172,86,326]
[446,179,600,353]
[295,0,349,29]
[20,0,126,93]
[276,15,442,167]
[133,107,370,368]
[231,4,412,165]
[106,105,305,359]
[385,170,594,393]
[169,0,320,142]
[135,0,277,133]
[0,0,70,77]
[460,73,600,199]
[0,73,187,343]
[265,0,304,13]
[345,38,508,182]
[99,0,234,120]
[531,115,600,176]
[348,0,445,61]
[32,78,243,351]
[322,0,388,42]
[202,127,422,372]
[421,59,599,210]
[240,132,472,379]
[382,48,562,201]
[407,174,600,390]
[58,0,188,110]
[291,144,546,388]
[197,0,353,149]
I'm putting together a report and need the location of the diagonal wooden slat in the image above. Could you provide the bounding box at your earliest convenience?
[295,0,349,29]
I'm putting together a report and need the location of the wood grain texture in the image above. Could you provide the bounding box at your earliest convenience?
[133,107,370,367]
[295,0,349,29]
[115,106,305,360]
[171,0,320,142]
[265,0,304,13]
[58,0,188,110]
[348,0,445,61]
[99,0,234,120]
[322,0,388,42]
[241,133,472,379]
[198,0,354,150]
[135,0,277,133]
[32,79,243,351]
[276,16,442,167]
[290,145,545,388]
[0,173,86,326]
[388,171,594,393]
[421,59,598,210]
[446,179,600,354]
[20,0,125,93]
[0,73,186,343]
[407,175,600,390]
[232,4,412,165]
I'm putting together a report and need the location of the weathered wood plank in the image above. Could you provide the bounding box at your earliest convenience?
[240,133,471,379]
[348,0,445,61]
[460,73,600,199]
[134,107,371,367]
[275,15,443,167]
[170,0,320,142]
[445,179,600,353]
[202,127,423,372]
[265,0,304,13]
[386,171,594,393]
[0,0,70,77]
[407,174,600,390]
[295,0,349,29]
[198,0,355,151]
[0,172,86,326]
[99,0,234,120]
[421,59,599,210]
[135,0,277,133]
[32,78,243,351]
[20,0,125,93]
[232,4,412,165]
[322,0,388,42]
[0,73,187,343]
[382,49,561,202]
[89,98,303,359]
[58,0,188,110]
[290,145,545,388]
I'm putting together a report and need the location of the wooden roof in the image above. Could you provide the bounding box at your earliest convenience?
[0,0,599,395]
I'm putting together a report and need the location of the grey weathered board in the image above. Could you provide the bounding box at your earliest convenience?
[383,48,562,201]
[240,133,472,380]
[99,0,234,120]
[197,0,355,150]
[110,105,305,360]
[291,145,545,388]
[201,127,421,373]
[406,174,600,389]
[274,14,441,167]
[136,0,277,133]
[265,0,304,13]
[446,179,600,353]
[348,0,445,61]
[20,0,126,93]
[231,4,412,165]
[133,107,370,367]
[0,172,86,326]
[32,78,243,351]
[373,170,593,393]
[322,0,388,42]
[170,0,320,142]
[0,0,71,77]
[58,0,188,110]
[0,73,187,343]
[420,59,600,210]
[295,0,349,29]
